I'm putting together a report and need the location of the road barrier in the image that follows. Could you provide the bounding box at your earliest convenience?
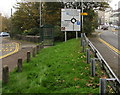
[82,33,120,93]
[17,58,22,72]
[2,65,9,84]
[2,43,44,84]
[86,48,90,64]
[91,58,96,77]
[27,51,31,63]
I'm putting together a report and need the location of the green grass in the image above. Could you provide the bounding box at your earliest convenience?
[2,39,105,94]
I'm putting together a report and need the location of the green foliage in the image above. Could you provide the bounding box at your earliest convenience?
[0,15,10,32]
[23,28,40,36]
[11,2,40,35]
[2,39,106,93]
[11,2,109,39]
[83,9,99,35]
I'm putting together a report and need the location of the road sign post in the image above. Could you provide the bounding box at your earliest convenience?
[61,9,81,42]
[76,31,78,39]
[65,31,67,42]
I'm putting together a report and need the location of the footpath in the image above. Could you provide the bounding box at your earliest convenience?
[89,31,119,78]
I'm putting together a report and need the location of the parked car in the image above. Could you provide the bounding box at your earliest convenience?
[114,26,120,30]
[101,25,109,30]
[0,32,10,37]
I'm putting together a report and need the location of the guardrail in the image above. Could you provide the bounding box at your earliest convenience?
[82,33,120,93]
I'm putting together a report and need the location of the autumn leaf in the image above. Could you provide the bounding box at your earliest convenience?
[75,86,80,88]
[101,75,107,79]
[86,83,93,87]
[74,77,77,81]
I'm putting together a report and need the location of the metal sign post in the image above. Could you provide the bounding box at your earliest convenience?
[76,31,78,39]
[65,31,67,42]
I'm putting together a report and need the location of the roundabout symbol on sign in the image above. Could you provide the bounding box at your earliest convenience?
[71,18,77,24]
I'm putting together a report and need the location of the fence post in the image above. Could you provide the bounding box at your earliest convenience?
[82,40,85,52]
[100,78,107,95]
[17,58,22,72]
[36,45,39,54]
[118,60,120,80]
[41,41,44,48]
[27,51,31,63]
[91,58,96,76]
[32,47,36,57]
[2,65,9,84]
[81,33,83,46]
[86,48,90,64]
[39,44,41,50]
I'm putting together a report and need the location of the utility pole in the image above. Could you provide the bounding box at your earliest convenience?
[40,1,42,27]
[11,8,12,17]
[82,0,84,33]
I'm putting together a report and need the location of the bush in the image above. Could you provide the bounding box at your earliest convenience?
[23,28,41,36]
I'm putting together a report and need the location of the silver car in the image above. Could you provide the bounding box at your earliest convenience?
[0,32,10,37]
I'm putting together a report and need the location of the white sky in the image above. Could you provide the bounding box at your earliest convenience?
[0,0,120,17]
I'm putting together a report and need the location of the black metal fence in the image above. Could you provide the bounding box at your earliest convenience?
[14,34,40,43]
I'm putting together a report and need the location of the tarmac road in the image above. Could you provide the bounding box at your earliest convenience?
[100,28,119,51]
[89,28,120,79]
[0,37,37,80]
[0,37,20,59]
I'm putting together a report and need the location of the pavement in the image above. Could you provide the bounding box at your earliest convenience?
[0,37,38,80]
[89,30,120,78]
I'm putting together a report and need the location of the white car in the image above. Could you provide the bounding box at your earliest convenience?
[0,32,10,37]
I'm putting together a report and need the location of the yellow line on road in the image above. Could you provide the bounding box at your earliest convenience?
[0,43,20,59]
[99,38,120,54]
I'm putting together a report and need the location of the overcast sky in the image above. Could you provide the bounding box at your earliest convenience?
[0,0,119,17]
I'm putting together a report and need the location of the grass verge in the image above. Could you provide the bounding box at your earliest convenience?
[2,39,106,93]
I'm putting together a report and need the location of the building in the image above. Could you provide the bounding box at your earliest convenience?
[104,8,112,25]
[97,10,105,25]
[97,8,112,25]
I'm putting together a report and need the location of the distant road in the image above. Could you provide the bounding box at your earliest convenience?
[100,28,119,51]
[89,28,120,78]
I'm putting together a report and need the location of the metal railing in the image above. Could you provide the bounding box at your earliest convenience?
[82,33,120,93]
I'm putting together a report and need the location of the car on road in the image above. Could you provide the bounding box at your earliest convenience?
[101,25,109,30]
[114,26,120,30]
[0,32,10,37]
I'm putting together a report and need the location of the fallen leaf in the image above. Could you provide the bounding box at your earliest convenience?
[76,86,80,88]
[74,77,77,81]
[86,83,93,87]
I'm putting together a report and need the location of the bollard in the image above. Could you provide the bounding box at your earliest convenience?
[86,49,90,64]
[41,41,44,48]
[39,44,41,50]
[100,78,106,95]
[27,51,31,63]
[17,58,22,72]
[36,45,39,54]
[32,47,36,57]
[91,58,96,76]
[2,65,9,84]
[82,40,85,52]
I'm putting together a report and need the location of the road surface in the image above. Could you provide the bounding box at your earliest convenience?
[100,28,118,51]
[0,37,37,80]
[0,37,20,59]
[89,28,120,78]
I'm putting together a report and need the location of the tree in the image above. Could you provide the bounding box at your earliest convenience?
[11,2,40,35]
[11,1,109,39]
[0,14,10,32]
